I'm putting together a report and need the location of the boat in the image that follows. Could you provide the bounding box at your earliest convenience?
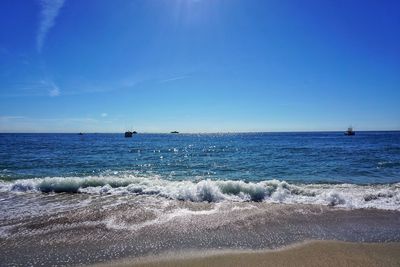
[125,131,133,138]
[170,131,179,134]
[78,132,83,135]
[132,131,138,134]
[344,127,355,136]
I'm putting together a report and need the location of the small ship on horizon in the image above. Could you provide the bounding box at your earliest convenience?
[344,127,355,136]
[124,131,137,138]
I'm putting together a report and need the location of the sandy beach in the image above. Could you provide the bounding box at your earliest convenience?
[2,193,400,266]
[93,240,400,267]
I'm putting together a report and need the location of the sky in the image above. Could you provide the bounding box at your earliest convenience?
[0,0,399,133]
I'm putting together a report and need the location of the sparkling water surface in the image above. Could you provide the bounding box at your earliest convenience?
[1,132,399,184]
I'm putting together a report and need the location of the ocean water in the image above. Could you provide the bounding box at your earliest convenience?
[0,132,400,209]
[1,132,400,266]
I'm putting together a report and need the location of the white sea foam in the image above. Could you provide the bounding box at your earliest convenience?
[1,175,399,210]
[104,204,221,232]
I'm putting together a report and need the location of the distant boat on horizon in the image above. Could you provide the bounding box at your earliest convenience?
[344,127,355,136]
[170,131,179,134]
[125,131,133,138]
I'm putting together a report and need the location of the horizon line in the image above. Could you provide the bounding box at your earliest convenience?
[1,130,399,134]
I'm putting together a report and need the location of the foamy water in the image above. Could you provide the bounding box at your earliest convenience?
[1,174,399,210]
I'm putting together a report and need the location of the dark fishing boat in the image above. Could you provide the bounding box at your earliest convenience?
[344,127,355,136]
[125,131,133,138]
[170,131,179,134]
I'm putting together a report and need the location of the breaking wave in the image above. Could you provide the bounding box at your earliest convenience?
[0,174,399,210]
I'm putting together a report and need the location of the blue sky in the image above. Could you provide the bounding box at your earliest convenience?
[0,0,399,133]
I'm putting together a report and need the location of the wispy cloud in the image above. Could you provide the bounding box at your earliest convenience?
[0,72,191,98]
[0,80,61,98]
[159,76,187,84]
[0,116,25,121]
[37,0,65,52]
[48,85,60,97]
[0,116,105,133]
[40,80,61,97]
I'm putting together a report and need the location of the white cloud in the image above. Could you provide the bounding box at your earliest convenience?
[101,113,108,117]
[37,0,65,52]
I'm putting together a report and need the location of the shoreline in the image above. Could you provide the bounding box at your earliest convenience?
[2,193,400,266]
[92,240,400,267]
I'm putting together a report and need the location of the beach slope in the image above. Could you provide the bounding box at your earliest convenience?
[95,241,400,267]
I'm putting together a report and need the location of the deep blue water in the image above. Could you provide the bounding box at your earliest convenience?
[1,132,399,185]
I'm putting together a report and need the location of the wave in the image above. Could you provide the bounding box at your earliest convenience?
[0,174,399,210]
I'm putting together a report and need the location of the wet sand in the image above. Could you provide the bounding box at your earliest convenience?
[1,192,400,266]
[94,241,400,267]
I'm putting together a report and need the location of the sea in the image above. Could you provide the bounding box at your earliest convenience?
[1,132,400,266]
